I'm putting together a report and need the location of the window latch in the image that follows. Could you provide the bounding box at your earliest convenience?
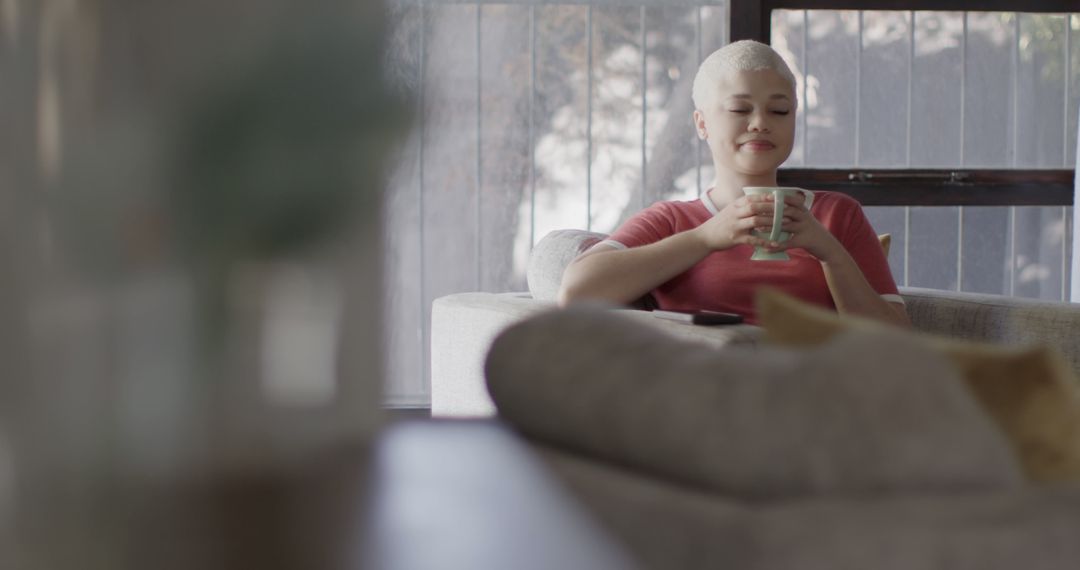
[847,171,971,184]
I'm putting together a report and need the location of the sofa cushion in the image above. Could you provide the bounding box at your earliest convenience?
[537,442,1080,570]
[528,229,658,309]
[485,305,1023,500]
[898,287,1080,376]
[757,288,1080,483]
[878,232,891,258]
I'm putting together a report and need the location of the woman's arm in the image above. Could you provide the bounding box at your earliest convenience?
[558,195,781,307]
[557,231,710,307]
[773,195,911,328]
[819,247,911,327]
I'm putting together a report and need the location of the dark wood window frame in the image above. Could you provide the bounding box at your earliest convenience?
[730,0,1076,206]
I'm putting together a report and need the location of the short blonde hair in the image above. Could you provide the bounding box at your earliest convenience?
[692,40,797,110]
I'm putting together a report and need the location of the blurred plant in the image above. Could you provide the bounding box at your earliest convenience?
[156,2,413,360]
[52,2,411,286]
[172,3,410,273]
[1013,13,1075,86]
[5,2,412,568]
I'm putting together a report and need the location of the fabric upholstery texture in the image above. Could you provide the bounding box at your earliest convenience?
[431,292,553,416]
[486,305,1023,500]
[527,228,658,310]
[527,229,606,302]
[757,288,1080,483]
[900,286,1080,374]
[536,443,1080,570]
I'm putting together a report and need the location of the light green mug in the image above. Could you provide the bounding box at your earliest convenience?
[742,186,815,261]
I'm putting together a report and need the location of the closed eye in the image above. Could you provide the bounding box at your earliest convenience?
[729,109,750,114]
[772,110,790,115]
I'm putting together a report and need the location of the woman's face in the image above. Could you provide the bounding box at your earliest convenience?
[695,68,796,178]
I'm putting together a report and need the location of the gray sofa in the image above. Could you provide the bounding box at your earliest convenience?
[431,229,1080,417]
[429,228,1080,569]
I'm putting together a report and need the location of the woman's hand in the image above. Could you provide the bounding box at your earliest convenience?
[694,194,793,252]
[763,194,844,261]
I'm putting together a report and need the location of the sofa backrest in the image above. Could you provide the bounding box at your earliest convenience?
[901,287,1080,377]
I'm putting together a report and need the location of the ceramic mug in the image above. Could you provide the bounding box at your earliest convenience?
[742,186,815,261]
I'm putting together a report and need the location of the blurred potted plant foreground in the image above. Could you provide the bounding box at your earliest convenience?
[0,0,407,567]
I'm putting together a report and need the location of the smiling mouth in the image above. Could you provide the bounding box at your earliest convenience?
[741,140,775,151]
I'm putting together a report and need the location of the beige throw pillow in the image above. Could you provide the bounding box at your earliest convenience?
[756,288,1080,483]
[877,233,891,258]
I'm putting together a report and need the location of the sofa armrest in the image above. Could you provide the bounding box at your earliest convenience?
[431,292,763,418]
[527,230,606,301]
[432,293,557,417]
[901,286,1080,377]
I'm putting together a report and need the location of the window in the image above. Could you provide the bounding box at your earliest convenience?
[385,0,1079,404]
[733,0,1078,296]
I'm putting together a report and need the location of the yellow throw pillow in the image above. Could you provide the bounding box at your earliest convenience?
[756,288,1080,483]
[877,233,891,258]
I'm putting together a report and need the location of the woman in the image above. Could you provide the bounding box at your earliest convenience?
[557,40,909,327]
